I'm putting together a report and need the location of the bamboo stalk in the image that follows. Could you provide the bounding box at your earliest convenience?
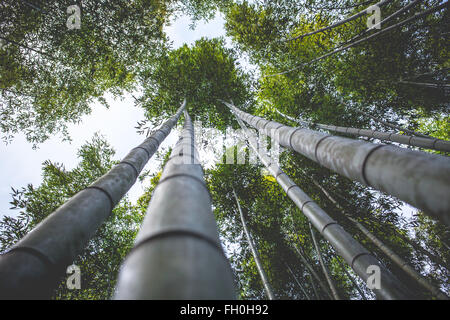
[114,110,235,299]
[310,176,449,300]
[0,100,187,299]
[284,262,311,300]
[293,244,333,300]
[320,182,450,269]
[309,223,341,300]
[228,105,411,299]
[273,98,445,150]
[315,123,450,153]
[268,2,448,77]
[233,189,275,300]
[223,101,450,227]
[284,0,393,42]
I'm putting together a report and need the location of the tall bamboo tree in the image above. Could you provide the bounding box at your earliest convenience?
[114,109,235,299]
[0,100,186,299]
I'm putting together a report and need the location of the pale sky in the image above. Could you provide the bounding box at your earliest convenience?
[0,13,228,219]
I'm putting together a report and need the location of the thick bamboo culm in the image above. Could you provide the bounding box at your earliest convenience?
[0,100,187,299]
[233,189,275,300]
[316,123,450,153]
[114,110,235,299]
[273,108,450,153]
[223,101,450,227]
[229,105,411,299]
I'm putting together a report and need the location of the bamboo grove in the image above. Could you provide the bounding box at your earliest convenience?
[0,0,449,300]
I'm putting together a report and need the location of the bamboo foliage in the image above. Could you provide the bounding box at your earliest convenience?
[0,100,187,299]
[114,110,235,299]
[227,103,410,299]
[273,108,450,153]
[223,101,450,227]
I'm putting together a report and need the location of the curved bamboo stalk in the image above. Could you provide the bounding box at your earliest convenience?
[310,176,449,300]
[309,223,341,300]
[223,101,450,227]
[232,189,275,300]
[114,110,235,299]
[0,100,187,299]
[228,105,410,299]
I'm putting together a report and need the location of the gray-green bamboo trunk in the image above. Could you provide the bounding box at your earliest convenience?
[284,262,311,300]
[223,101,450,227]
[309,224,341,300]
[228,104,411,299]
[114,110,235,299]
[0,100,187,299]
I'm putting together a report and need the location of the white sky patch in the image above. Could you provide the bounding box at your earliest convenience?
[165,13,227,48]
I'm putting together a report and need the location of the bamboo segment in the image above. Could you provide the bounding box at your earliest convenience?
[114,110,235,299]
[223,101,450,227]
[0,100,187,299]
[228,105,411,299]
